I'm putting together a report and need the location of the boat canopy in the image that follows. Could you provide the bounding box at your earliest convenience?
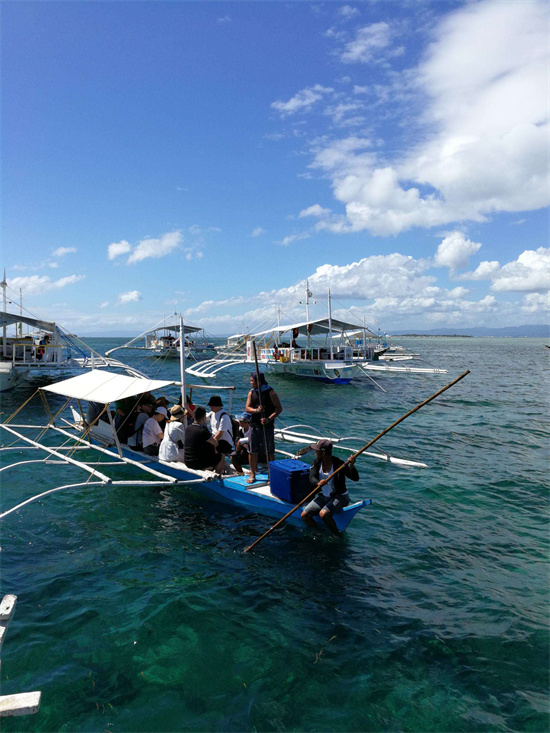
[251,316,367,338]
[41,370,174,403]
[147,323,202,335]
[0,310,57,333]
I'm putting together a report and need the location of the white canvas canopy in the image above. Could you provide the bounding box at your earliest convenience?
[252,316,365,338]
[42,370,174,403]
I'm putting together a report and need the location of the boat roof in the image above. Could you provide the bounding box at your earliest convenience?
[42,370,174,403]
[252,316,366,338]
[0,310,57,333]
[147,323,202,335]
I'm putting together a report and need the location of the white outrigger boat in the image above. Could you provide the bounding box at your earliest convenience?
[188,283,446,385]
[0,349,430,533]
[0,310,147,393]
[105,317,215,362]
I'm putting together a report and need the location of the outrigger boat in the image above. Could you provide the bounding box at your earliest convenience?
[187,283,447,384]
[0,370,372,532]
[105,317,215,362]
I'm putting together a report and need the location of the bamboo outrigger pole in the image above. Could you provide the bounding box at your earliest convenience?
[244,369,470,553]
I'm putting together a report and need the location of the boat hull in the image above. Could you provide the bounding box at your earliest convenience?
[111,444,369,532]
[263,360,358,384]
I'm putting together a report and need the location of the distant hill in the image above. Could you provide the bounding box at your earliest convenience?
[392,325,550,338]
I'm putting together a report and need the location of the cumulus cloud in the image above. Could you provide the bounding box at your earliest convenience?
[117,290,142,305]
[271,85,334,117]
[490,248,550,292]
[298,204,332,219]
[459,247,550,292]
[108,240,131,261]
[251,227,265,237]
[7,274,84,296]
[522,292,549,312]
[434,232,482,271]
[51,247,77,257]
[127,231,182,264]
[307,0,549,235]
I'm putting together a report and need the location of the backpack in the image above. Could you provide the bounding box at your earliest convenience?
[219,411,240,445]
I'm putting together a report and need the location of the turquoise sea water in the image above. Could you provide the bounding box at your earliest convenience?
[0,337,548,732]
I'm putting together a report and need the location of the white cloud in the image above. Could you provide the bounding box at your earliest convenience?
[275,232,312,246]
[51,247,77,257]
[271,85,334,117]
[127,231,182,264]
[306,0,549,235]
[117,290,142,305]
[461,260,501,281]
[108,240,131,261]
[340,22,392,64]
[99,301,109,308]
[522,292,549,312]
[459,247,550,293]
[298,204,332,219]
[340,5,360,20]
[447,286,469,299]
[490,247,550,292]
[434,231,482,271]
[217,15,230,24]
[251,227,265,237]
[7,274,84,296]
[189,225,221,235]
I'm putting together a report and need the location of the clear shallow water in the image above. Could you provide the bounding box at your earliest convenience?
[0,338,548,732]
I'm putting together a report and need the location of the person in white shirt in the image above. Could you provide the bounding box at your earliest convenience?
[206,395,234,455]
[142,407,167,456]
[159,404,186,462]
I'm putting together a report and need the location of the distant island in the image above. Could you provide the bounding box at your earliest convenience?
[389,325,549,338]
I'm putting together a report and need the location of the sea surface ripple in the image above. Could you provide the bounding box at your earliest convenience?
[0,337,548,731]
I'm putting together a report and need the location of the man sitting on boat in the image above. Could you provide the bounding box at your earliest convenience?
[206,395,234,456]
[142,407,167,456]
[245,372,283,484]
[184,406,225,474]
[301,439,359,536]
[159,404,187,462]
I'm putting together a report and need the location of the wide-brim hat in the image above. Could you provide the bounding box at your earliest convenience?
[207,395,223,407]
[170,404,186,420]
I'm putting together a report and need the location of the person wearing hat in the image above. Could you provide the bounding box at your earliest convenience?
[142,407,168,456]
[245,372,282,484]
[159,404,187,462]
[301,439,359,536]
[206,395,234,456]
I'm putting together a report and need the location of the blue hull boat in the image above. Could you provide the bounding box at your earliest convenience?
[114,445,371,533]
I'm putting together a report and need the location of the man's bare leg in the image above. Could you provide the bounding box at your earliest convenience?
[247,452,258,483]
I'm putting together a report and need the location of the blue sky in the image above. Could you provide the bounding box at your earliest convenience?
[2,0,548,335]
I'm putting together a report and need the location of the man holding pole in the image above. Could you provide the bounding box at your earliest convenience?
[245,371,282,484]
[301,439,359,536]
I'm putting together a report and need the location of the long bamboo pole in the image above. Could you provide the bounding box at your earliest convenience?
[244,369,470,553]
[252,340,271,483]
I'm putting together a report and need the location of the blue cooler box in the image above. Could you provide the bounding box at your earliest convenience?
[269,459,311,503]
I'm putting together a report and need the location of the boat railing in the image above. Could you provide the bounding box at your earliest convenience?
[10,342,63,366]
